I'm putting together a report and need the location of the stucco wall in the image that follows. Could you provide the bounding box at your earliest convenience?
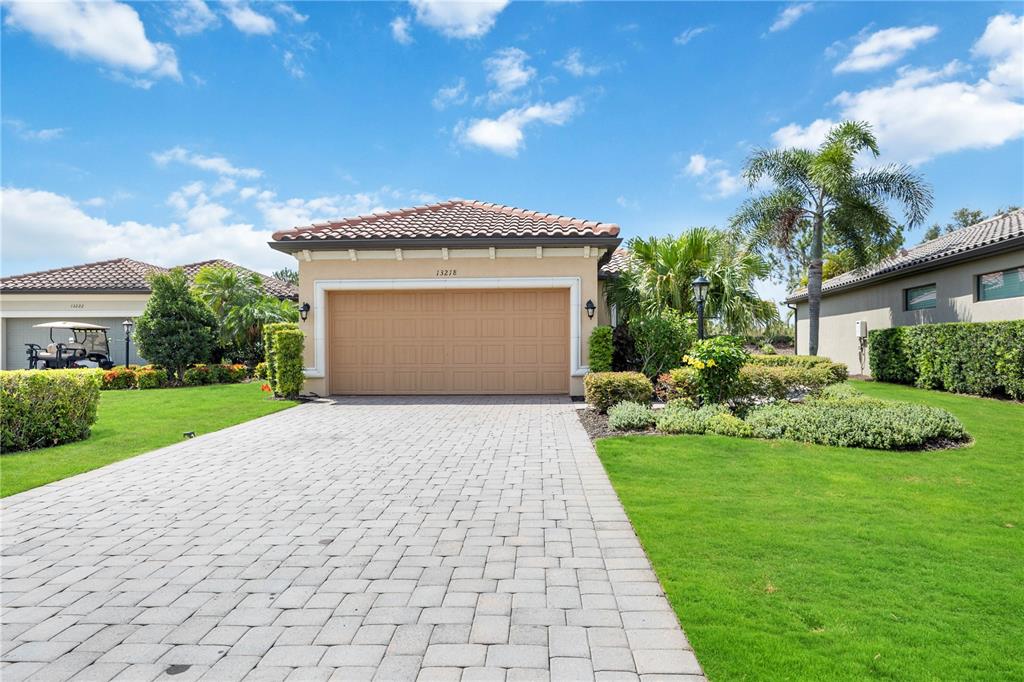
[0,293,149,370]
[795,250,1024,374]
[293,248,607,396]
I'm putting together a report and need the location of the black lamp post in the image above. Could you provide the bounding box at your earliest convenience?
[122,319,134,367]
[692,275,710,340]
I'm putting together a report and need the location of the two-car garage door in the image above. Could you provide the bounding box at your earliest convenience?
[328,289,569,395]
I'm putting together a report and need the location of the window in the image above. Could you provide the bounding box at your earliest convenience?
[978,266,1024,301]
[904,283,936,311]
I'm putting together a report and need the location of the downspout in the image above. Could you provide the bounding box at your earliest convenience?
[785,302,799,355]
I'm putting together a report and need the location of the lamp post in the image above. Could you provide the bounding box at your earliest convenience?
[692,275,710,340]
[122,319,134,367]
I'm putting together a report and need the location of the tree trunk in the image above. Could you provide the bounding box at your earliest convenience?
[807,214,824,356]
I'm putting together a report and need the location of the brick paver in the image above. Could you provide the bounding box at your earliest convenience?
[1,397,705,681]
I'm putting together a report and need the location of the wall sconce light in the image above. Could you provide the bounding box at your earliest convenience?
[584,299,596,319]
[299,302,311,321]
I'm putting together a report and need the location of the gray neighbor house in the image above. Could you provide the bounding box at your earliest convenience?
[787,208,1024,375]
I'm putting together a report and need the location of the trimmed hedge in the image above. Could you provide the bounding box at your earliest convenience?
[588,326,614,373]
[1,369,102,453]
[869,321,1024,399]
[607,401,655,431]
[101,367,137,390]
[272,328,305,398]
[584,372,653,413]
[136,367,168,389]
[659,360,846,403]
[747,354,848,384]
[263,322,299,394]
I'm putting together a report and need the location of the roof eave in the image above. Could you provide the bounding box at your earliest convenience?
[0,288,152,295]
[269,235,623,254]
[785,235,1024,303]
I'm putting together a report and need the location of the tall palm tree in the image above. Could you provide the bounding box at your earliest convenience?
[608,227,778,335]
[731,121,932,355]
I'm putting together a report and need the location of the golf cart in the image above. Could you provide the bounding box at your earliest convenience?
[25,321,115,370]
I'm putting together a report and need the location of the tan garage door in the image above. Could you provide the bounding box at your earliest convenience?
[328,289,569,395]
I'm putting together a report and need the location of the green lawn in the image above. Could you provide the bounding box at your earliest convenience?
[1,382,296,497]
[596,382,1024,681]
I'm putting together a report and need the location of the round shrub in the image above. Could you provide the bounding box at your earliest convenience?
[207,364,231,384]
[1,369,102,452]
[225,364,248,383]
[135,367,168,390]
[183,365,212,386]
[682,336,749,403]
[654,402,728,435]
[101,367,137,390]
[607,401,656,431]
[706,412,753,438]
[655,367,698,402]
[584,372,653,413]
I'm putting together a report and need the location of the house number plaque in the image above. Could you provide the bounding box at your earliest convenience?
[435,269,457,277]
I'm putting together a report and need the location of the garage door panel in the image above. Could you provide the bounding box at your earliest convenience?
[329,289,568,395]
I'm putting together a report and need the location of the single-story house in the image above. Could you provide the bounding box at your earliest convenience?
[269,199,622,396]
[786,208,1024,375]
[0,258,297,370]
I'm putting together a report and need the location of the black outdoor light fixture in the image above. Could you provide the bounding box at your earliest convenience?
[584,299,596,319]
[299,302,311,321]
[692,275,710,340]
[122,318,134,367]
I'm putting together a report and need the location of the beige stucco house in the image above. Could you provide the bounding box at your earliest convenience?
[269,200,622,397]
[786,209,1024,375]
[0,258,296,370]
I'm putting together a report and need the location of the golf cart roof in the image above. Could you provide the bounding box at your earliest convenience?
[32,321,110,330]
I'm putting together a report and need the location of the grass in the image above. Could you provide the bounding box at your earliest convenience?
[596,381,1024,681]
[1,382,296,497]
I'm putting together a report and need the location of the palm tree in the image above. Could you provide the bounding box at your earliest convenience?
[608,227,779,335]
[732,121,932,355]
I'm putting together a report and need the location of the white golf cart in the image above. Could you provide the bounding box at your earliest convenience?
[25,321,115,370]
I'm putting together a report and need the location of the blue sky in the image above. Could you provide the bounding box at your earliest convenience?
[3,1,1022,306]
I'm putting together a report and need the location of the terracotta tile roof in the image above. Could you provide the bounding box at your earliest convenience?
[271,199,620,246]
[599,248,632,278]
[1,257,297,300]
[787,208,1024,302]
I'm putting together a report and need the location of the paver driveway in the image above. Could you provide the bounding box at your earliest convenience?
[2,397,704,681]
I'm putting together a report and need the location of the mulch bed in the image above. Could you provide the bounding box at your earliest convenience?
[576,407,656,441]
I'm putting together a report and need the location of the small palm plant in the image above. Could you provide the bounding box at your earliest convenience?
[731,120,933,355]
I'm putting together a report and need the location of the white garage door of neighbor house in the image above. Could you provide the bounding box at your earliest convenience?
[328,289,570,395]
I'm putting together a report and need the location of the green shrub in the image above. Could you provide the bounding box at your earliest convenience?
[134,269,219,382]
[607,401,656,431]
[706,412,753,438]
[135,366,168,390]
[1,369,102,452]
[655,367,699,402]
[747,354,848,384]
[654,402,728,434]
[745,399,967,450]
[588,326,614,373]
[682,336,749,403]
[207,364,230,384]
[263,322,299,394]
[759,343,777,355]
[584,372,653,413]
[224,364,248,383]
[628,309,695,379]
[100,366,137,390]
[731,363,845,401]
[272,328,305,398]
[183,365,212,386]
[817,382,864,401]
[254,361,269,380]
[868,328,915,384]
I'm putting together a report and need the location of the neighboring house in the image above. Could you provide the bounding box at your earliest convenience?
[269,199,622,396]
[598,247,631,327]
[786,209,1024,375]
[0,258,297,370]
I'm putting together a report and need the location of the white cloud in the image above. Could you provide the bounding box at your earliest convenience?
[457,97,581,156]
[391,15,413,44]
[410,0,509,39]
[972,13,1024,93]
[834,25,939,73]
[769,3,813,33]
[682,154,742,199]
[616,196,639,209]
[3,0,180,82]
[433,78,468,110]
[773,15,1024,165]
[254,191,389,231]
[153,147,263,179]
[557,49,603,77]
[83,197,106,207]
[3,119,66,141]
[223,1,276,35]
[272,2,307,24]
[0,187,290,275]
[674,26,710,45]
[282,51,304,78]
[168,0,219,36]
[483,47,536,105]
